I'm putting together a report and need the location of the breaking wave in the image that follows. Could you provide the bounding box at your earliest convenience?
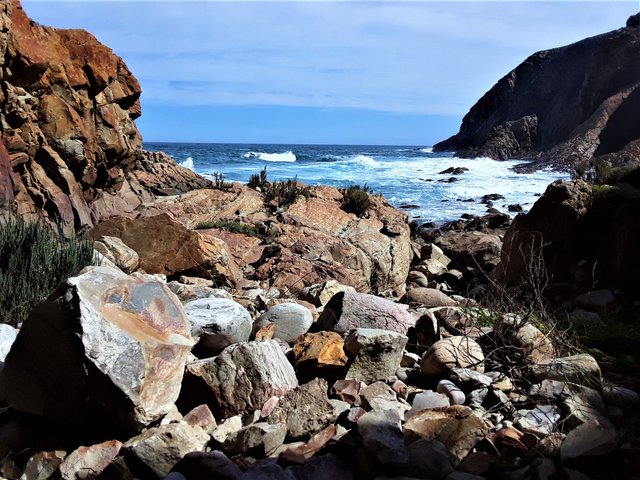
[243,151,297,162]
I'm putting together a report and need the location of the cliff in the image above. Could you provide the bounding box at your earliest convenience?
[434,13,640,174]
[0,0,209,234]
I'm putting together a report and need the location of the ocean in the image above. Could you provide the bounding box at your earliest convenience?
[144,142,569,224]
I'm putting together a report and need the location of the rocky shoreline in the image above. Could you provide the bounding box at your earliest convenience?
[1,1,640,479]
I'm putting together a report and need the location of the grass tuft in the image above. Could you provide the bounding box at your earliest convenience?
[193,219,261,236]
[340,184,372,217]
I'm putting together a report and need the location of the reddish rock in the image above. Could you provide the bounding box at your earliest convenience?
[293,332,348,370]
[59,440,123,480]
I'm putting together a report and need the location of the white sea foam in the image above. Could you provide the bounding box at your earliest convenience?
[179,156,194,170]
[350,154,379,168]
[420,147,434,153]
[243,151,297,162]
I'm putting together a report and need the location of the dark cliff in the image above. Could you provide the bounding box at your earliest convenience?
[0,0,210,234]
[434,14,640,174]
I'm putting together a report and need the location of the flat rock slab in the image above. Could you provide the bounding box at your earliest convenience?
[0,266,193,427]
[187,340,298,417]
[317,292,414,335]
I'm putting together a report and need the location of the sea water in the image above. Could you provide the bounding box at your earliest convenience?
[144,142,569,224]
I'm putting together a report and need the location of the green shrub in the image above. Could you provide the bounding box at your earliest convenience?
[211,171,232,191]
[264,176,310,208]
[0,216,94,326]
[248,167,269,190]
[340,184,372,217]
[193,219,260,236]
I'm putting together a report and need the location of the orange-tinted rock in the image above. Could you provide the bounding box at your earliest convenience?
[293,332,348,370]
[59,440,123,480]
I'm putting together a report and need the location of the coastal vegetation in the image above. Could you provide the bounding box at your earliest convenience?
[193,219,261,237]
[340,184,372,217]
[0,216,93,326]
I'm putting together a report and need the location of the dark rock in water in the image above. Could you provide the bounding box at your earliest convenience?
[438,167,469,175]
[508,204,523,212]
[438,177,460,183]
[434,16,640,173]
[480,194,505,204]
[399,204,421,209]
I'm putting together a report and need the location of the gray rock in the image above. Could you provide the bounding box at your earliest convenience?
[414,259,448,277]
[437,380,465,405]
[560,418,617,460]
[531,353,601,385]
[267,378,335,439]
[422,336,485,376]
[0,324,17,364]
[405,439,453,479]
[515,405,561,436]
[184,298,252,356]
[408,270,430,288]
[573,289,615,309]
[242,463,296,480]
[224,422,287,457]
[0,266,193,427]
[254,303,313,344]
[59,440,122,480]
[450,368,492,389]
[20,450,66,480]
[171,451,243,480]
[286,454,355,480]
[124,423,209,478]
[187,340,298,417]
[603,385,640,409]
[360,381,407,415]
[358,409,408,465]
[569,309,603,327]
[301,280,357,307]
[406,287,457,308]
[467,388,488,408]
[212,415,244,444]
[344,329,408,383]
[93,236,139,273]
[409,391,450,417]
[167,282,233,303]
[317,292,414,335]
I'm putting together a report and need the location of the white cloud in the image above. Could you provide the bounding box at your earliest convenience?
[23,1,639,115]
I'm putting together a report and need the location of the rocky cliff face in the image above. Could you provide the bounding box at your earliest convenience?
[0,0,209,234]
[435,14,640,174]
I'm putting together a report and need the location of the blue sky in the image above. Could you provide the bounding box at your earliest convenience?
[23,1,639,145]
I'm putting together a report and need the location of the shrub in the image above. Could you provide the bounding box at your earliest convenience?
[248,167,269,190]
[340,184,372,217]
[0,216,94,326]
[211,171,232,191]
[264,176,310,208]
[193,219,260,236]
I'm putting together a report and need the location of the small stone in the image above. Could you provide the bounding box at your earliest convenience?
[358,409,408,465]
[59,440,122,480]
[485,372,514,392]
[20,451,66,480]
[360,382,406,415]
[422,336,485,376]
[331,379,361,404]
[603,385,640,409]
[401,351,421,368]
[223,422,287,457]
[254,303,314,344]
[293,331,348,372]
[467,388,489,408]
[183,404,217,433]
[515,405,561,437]
[344,329,408,383]
[450,368,492,389]
[437,380,465,405]
[211,415,243,444]
[301,280,357,307]
[409,391,450,417]
[94,236,139,273]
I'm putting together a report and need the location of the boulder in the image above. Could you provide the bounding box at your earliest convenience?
[223,422,287,457]
[317,292,414,335]
[267,378,336,439]
[19,450,67,480]
[435,231,502,272]
[422,336,485,376]
[343,328,408,383]
[184,298,252,356]
[573,289,615,309]
[406,287,457,308]
[409,391,450,416]
[301,280,357,307]
[59,440,123,480]
[0,266,193,427]
[530,353,601,385]
[90,213,241,285]
[93,236,139,273]
[167,282,233,303]
[560,418,617,461]
[124,423,209,478]
[292,332,348,373]
[254,303,314,344]
[358,409,408,466]
[186,340,298,417]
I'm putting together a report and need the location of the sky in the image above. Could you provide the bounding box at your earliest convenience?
[22,1,640,146]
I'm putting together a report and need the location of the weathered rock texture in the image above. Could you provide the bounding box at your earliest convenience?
[434,14,640,174]
[0,0,209,231]
[0,266,193,427]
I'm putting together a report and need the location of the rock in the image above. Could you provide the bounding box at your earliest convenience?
[515,405,561,437]
[59,440,123,480]
[254,303,313,344]
[450,368,492,389]
[212,415,244,444]
[435,231,502,272]
[183,404,217,434]
[437,380,465,405]
[507,204,523,213]
[422,336,485,376]
[168,282,234,303]
[573,289,615,309]
[403,440,454,479]
[170,451,243,480]
[438,167,469,176]
[223,422,287,458]
[20,450,67,480]
[358,409,408,465]
[90,214,241,284]
[0,324,17,363]
[530,379,606,428]
[512,322,555,364]
[408,391,450,416]
[404,406,489,462]
[124,423,210,478]
[285,452,353,479]
[407,270,429,288]
[317,292,414,335]
[343,329,408,383]
[531,353,601,385]
[292,332,348,374]
[602,385,640,409]
[184,298,252,356]
[406,287,457,308]
[414,311,440,346]
[569,309,603,327]
[414,259,448,277]
[628,12,640,27]
[93,236,139,273]
[331,379,362,404]
[560,418,617,461]
[301,280,357,307]
[267,378,335,439]
[0,266,193,427]
[186,340,298,417]
[360,382,406,415]
[279,424,336,463]
[180,276,215,287]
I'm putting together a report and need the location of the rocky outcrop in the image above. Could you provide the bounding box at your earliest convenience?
[0,0,209,233]
[435,13,640,173]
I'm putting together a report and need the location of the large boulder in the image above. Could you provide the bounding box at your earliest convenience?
[186,340,298,417]
[317,291,414,335]
[253,303,314,344]
[434,231,502,272]
[90,213,241,285]
[0,266,193,427]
